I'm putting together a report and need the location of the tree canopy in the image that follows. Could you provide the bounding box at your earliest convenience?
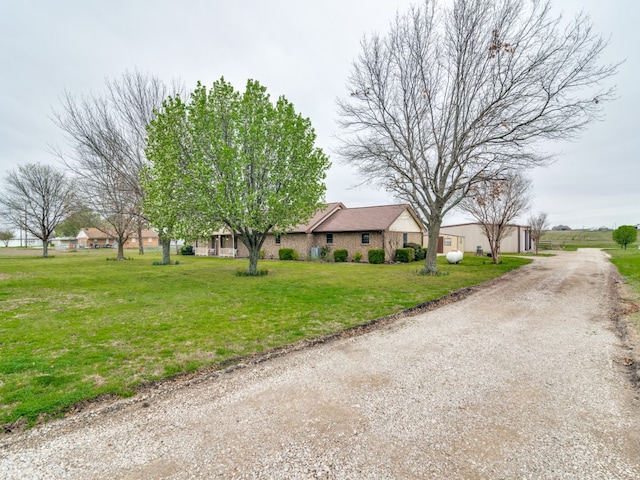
[337,0,618,273]
[460,172,531,263]
[144,78,330,273]
[528,211,549,255]
[612,225,637,250]
[55,207,102,238]
[0,228,15,247]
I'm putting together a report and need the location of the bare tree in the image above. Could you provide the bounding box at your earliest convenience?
[337,0,618,273]
[0,163,77,257]
[460,172,531,263]
[0,228,15,247]
[528,211,549,254]
[53,70,181,257]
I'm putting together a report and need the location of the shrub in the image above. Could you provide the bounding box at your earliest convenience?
[353,251,363,263]
[334,249,348,262]
[152,260,180,266]
[368,249,385,264]
[320,245,332,261]
[395,248,415,263]
[235,269,269,277]
[405,242,426,261]
[278,248,298,260]
[181,245,194,256]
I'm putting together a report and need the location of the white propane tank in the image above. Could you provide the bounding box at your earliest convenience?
[446,250,463,264]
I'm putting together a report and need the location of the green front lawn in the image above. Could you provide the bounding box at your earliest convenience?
[0,249,529,428]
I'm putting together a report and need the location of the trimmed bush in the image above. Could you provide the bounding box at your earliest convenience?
[334,249,348,262]
[353,251,363,263]
[278,248,298,260]
[405,242,426,261]
[235,269,269,277]
[180,245,194,255]
[395,248,415,263]
[368,248,385,264]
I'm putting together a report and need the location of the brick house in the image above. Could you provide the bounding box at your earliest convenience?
[76,228,159,249]
[76,228,117,248]
[123,229,160,248]
[255,203,427,262]
[195,203,427,262]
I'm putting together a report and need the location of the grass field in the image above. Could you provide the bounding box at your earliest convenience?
[0,248,530,428]
[540,229,627,250]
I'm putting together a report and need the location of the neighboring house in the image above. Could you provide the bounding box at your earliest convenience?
[76,228,117,248]
[52,236,79,250]
[195,202,428,262]
[123,229,159,248]
[76,228,160,249]
[440,222,532,254]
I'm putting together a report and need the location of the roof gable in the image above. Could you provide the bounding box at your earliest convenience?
[314,204,424,233]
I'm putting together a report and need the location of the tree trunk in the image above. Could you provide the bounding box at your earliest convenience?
[490,238,500,264]
[116,242,125,261]
[42,241,49,258]
[248,246,260,275]
[424,220,442,274]
[137,222,144,255]
[161,235,171,265]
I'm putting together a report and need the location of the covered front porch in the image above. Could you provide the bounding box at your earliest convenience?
[194,228,239,257]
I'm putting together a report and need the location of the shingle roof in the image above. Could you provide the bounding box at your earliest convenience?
[77,228,158,239]
[313,204,415,233]
[289,202,345,233]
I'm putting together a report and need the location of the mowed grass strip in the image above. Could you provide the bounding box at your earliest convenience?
[0,249,529,427]
[608,247,640,336]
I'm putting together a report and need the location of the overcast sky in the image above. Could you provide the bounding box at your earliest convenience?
[0,1,637,229]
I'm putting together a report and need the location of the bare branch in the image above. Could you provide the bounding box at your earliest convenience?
[337,0,618,273]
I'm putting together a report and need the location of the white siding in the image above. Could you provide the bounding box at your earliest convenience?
[389,211,423,232]
[440,223,530,253]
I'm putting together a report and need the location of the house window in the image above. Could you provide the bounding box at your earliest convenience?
[361,233,370,245]
[444,238,452,247]
[131,237,137,243]
[275,234,281,245]
[403,233,408,246]
[326,233,333,244]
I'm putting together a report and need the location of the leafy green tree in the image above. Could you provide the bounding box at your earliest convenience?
[145,78,330,274]
[55,207,102,237]
[0,228,15,247]
[612,225,637,250]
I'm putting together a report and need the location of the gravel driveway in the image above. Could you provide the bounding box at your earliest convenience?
[1,249,639,479]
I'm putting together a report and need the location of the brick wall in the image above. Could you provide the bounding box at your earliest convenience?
[236,230,424,262]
